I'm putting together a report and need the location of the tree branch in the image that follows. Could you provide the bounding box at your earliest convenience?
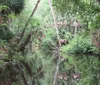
[53,58,60,85]
[18,0,41,44]
[48,0,61,85]
[18,31,32,52]
[48,0,60,40]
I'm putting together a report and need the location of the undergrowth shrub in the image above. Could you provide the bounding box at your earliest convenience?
[61,35,98,54]
[0,25,14,41]
[41,28,57,55]
[92,30,100,51]
[62,54,100,85]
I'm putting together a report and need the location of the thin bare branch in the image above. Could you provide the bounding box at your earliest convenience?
[48,0,60,40]
[48,0,61,85]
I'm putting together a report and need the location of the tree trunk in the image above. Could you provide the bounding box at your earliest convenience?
[18,0,41,44]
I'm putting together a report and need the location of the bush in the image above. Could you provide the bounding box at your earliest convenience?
[0,0,25,14]
[0,25,14,41]
[61,35,98,54]
[62,54,100,85]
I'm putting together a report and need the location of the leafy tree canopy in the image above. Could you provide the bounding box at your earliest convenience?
[53,0,100,15]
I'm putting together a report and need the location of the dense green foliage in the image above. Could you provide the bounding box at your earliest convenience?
[0,0,100,85]
[62,54,100,85]
[61,35,98,54]
[0,0,25,14]
[0,0,25,41]
[0,25,13,41]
